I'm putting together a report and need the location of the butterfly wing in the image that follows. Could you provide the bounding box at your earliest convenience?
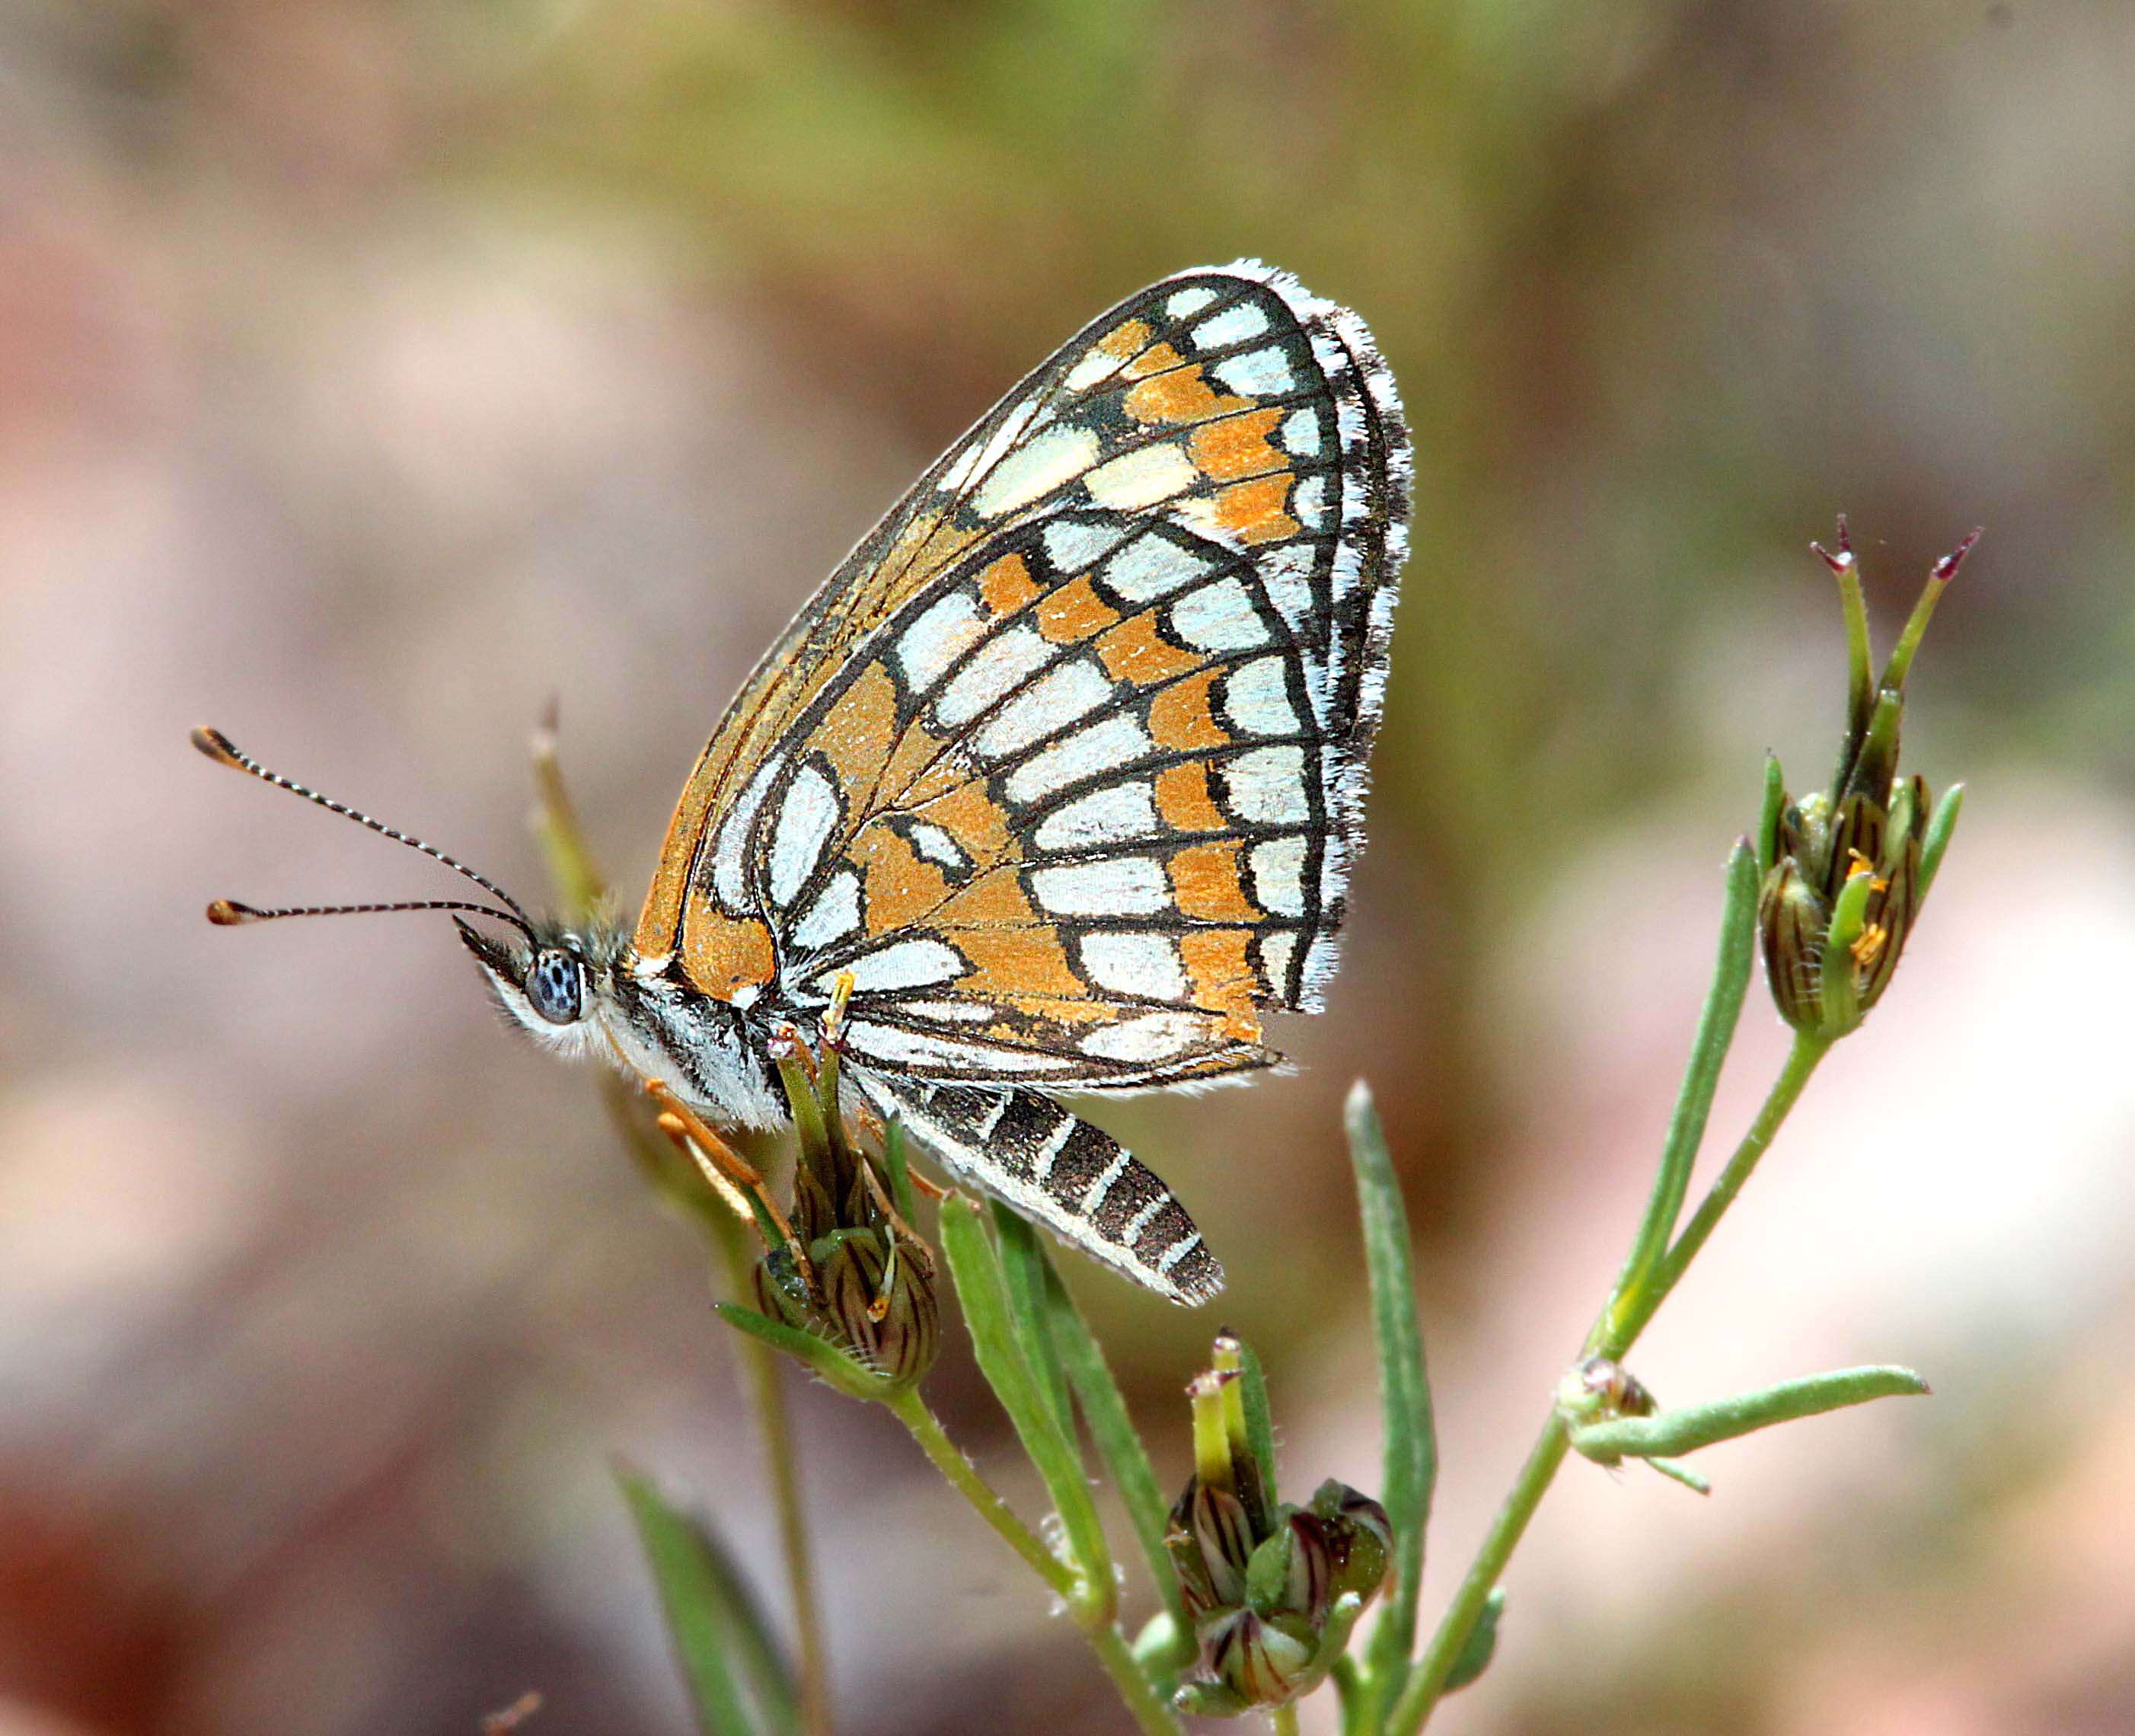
[644,260,1411,1089]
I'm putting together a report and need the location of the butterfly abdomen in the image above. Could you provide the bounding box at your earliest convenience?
[860,1077,1223,1304]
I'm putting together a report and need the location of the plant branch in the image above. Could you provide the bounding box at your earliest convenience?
[1387,1419,1570,1734]
[1389,1020,1836,1732]
[883,1389,1183,1736]
[708,1215,831,1736]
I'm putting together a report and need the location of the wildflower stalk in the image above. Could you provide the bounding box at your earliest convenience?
[1386,1014,1836,1734]
[531,716,831,1736]
[881,1386,1185,1736]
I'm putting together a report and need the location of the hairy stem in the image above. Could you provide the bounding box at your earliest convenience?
[710,1211,832,1736]
[1388,1031,1833,1733]
[1387,1421,1570,1733]
[884,1389,1182,1736]
[1620,1032,1830,1348]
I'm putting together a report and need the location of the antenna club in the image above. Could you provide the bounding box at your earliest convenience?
[192,726,244,768]
[206,898,256,925]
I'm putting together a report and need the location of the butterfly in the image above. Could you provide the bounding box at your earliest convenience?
[196,260,1411,1304]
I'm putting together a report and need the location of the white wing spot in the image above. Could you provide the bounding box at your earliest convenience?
[844,1020,1074,1074]
[937,624,1052,726]
[1223,745,1308,825]
[834,938,965,994]
[906,821,969,870]
[1080,1010,1210,1062]
[1192,302,1271,350]
[1033,783,1158,853]
[1292,474,1329,529]
[1212,346,1294,396]
[895,998,994,1023]
[1280,407,1322,456]
[1079,931,1187,1000]
[790,869,860,952]
[898,592,986,693]
[768,763,841,908]
[1043,515,1135,573]
[1103,531,1211,604]
[972,425,1103,519]
[1004,714,1154,805]
[1085,442,1198,511]
[713,752,785,911]
[1064,347,1125,392]
[974,658,1112,760]
[946,397,1043,496]
[1165,286,1221,319]
[1249,836,1308,917]
[1170,576,1270,654]
[1029,856,1170,917]
[1223,656,1300,737]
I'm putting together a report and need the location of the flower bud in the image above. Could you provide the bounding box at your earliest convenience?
[1168,1476,1255,1618]
[1166,1338,1395,1714]
[1200,1607,1320,1708]
[751,1225,939,1390]
[1757,522,1973,1040]
[1245,1511,1333,1623]
[1307,1479,1393,1606]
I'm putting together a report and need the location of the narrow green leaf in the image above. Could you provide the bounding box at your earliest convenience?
[1442,1588,1505,1694]
[882,1117,919,1225]
[1046,1260,1197,1661]
[618,1465,801,1736]
[993,1203,1074,1438]
[712,1302,893,1405]
[939,1196,1115,1617]
[1757,756,1786,883]
[1817,859,1878,1033]
[1232,1336,1278,1514]
[1347,1080,1435,1687]
[1601,842,1760,1345]
[1645,1456,1712,1495]
[1569,1364,1929,1460]
[1918,782,1964,902]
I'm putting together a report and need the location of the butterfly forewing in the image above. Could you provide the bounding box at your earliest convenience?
[643,261,1411,1098]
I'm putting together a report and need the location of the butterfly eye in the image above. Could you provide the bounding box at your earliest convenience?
[525,948,584,1025]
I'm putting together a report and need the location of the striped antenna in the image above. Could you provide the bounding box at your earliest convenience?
[192,725,535,940]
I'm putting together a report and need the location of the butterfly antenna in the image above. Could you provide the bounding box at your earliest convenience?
[208,896,533,930]
[191,725,536,937]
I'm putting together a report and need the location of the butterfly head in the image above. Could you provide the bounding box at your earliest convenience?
[454,912,633,1058]
[195,723,629,1053]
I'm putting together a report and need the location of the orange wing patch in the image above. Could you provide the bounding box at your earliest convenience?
[1149,671,1230,752]
[1170,841,1262,923]
[1180,929,1264,1040]
[681,898,777,1000]
[1036,576,1122,644]
[851,828,953,937]
[1098,613,1200,687]
[1155,761,1228,831]
[978,551,1043,617]
[1189,408,1287,481]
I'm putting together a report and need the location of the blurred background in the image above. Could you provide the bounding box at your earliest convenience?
[5,2,2133,1731]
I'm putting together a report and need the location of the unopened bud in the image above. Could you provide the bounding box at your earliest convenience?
[1201,1606,1320,1709]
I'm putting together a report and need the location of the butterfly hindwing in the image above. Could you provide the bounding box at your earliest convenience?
[638,260,1410,1058]
[643,263,1410,1093]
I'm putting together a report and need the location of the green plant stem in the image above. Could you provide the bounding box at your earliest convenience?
[1389,1030,1834,1734]
[883,1389,1182,1736]
[1272,1705,1303,1736]
[1623,1031,1830,1345]
[710,1210,832,1736]
[1087,1626,1189,1736]
[1387,1420,1571,1734]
